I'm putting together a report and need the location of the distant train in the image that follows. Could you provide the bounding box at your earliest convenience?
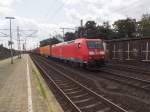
[32,38,105,67]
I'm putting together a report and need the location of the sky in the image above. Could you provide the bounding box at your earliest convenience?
[0,0,150,50]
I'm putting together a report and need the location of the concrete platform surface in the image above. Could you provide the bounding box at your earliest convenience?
[0,54,63,112]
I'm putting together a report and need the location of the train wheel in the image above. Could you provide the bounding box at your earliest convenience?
[73,62,80,67]
[80,63,87,68]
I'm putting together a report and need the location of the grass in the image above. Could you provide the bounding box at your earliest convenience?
[32,68,53,112]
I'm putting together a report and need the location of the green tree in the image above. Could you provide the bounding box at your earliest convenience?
[84,21,97,38]
[113,18,137,38]
[75,27,84,38]
[49,37,60,45]
[138,14,150,37]
[40,37,60,47]
[75,21,116,40]
[96,22,116,40]
[64,32,75,41]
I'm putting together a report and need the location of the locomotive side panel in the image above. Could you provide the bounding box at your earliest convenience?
[51,45,61,58]
[62,42,76,60]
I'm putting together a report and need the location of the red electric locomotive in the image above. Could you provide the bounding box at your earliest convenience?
[51,38,105,67]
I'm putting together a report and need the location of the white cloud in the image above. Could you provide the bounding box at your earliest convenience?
[0,0,22,16]
[62,0,81,5]
[63,0,150,25]
[0,0,14,7]
[0,7,14,16]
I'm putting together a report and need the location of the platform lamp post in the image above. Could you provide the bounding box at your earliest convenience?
[5,17,15,64]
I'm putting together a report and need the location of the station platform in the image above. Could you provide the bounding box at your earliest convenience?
[0,54,63,112]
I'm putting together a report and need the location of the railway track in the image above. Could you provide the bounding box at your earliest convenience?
[35,55,150,93]
[106,63,150,75]
[100,68,150,93]
[31,54,128,112]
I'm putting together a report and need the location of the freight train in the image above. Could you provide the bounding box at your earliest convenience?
[32,38,105,68]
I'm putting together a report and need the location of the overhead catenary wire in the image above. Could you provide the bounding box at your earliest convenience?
[45,0,69,20]
[0,27,38,50]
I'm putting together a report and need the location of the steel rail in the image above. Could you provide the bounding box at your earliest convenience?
[106,63,150,75]
[31,55,128,112]
[31,55,82,112]
[100,68,150,92]
[36,55,150,92]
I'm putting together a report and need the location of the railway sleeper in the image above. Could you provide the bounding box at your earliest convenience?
[73,97,94,104]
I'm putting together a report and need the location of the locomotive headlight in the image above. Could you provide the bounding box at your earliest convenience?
[89,51,95,55]
[100,51,105,55]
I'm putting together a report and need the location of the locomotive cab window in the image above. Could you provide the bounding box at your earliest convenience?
[87,41,103,49]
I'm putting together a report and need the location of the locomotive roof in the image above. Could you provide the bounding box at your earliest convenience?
[52,38,102,47]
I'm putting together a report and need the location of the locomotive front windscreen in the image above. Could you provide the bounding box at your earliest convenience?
[87,41,103,49]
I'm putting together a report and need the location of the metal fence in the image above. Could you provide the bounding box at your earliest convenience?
[105,37,150,62]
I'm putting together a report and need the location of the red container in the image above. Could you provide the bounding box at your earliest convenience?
[40,45,51,57]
